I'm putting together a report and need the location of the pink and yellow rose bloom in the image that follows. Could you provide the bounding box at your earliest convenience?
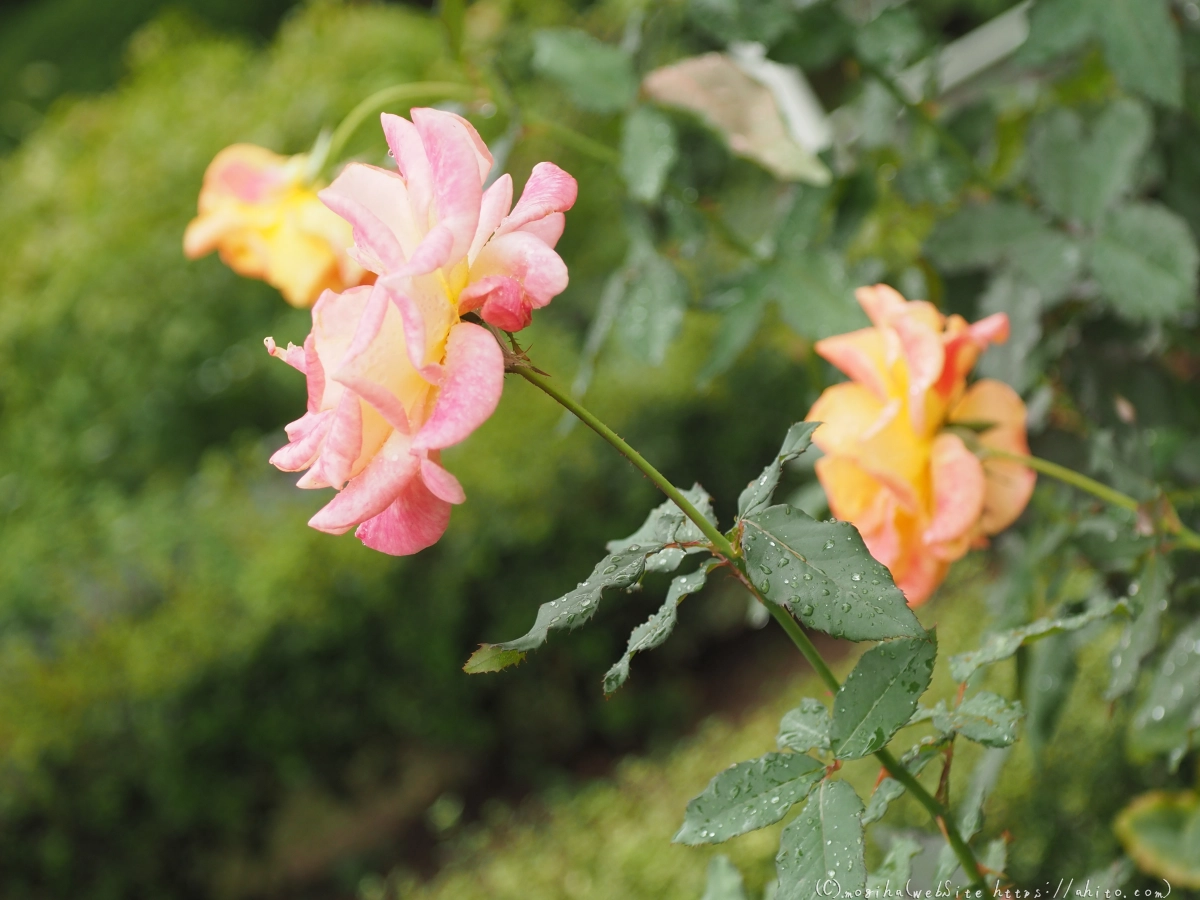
[184,144,371,307]
[807,285,1036,606]
[265,109,577,555]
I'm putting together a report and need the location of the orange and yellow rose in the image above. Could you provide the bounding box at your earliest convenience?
[807,285,1036,606]
[184,144,371,307]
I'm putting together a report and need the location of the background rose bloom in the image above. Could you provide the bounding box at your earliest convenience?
[184,144,370,307]
[266,109,577,555]
[807,285,1036,606]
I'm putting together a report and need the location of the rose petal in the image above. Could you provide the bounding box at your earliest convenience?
[354,473,452,555]
[308,431,420,533]
[952,379,1035,534]
[924,432,986,546]
[412,322,504,452]
[813,328,894,402]
[420,457,466,504]
[469,231,568,307]
[468,174,513,263]
[381,113,434,221]
[496,162,578,237]
[412,108,485,264]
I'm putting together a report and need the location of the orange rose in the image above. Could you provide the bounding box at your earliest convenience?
[807,285,1035,606]
[184,144,370,307]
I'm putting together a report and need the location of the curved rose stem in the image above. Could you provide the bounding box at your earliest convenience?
[516,363,988,890]
[320,81,481,179]
[983,447,1200,551]
[515,367,738,560]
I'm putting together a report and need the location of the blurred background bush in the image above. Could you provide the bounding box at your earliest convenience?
[2,0,1200,898]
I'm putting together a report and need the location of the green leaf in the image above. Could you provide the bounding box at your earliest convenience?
[775,780,866,900]
[863,737,948,825]
[1115,791,1200,888]
[607,484,717,574]
[925,201,1049,271]
[1024,630,1078,755]
[698,288,768,384]
[933,692,1025,748]
[771,249,869,340]
[461,644,525,674]
[1089,202,1200,323]
[1014,0,1095,66]
[831,633,938,760]
[1108,555,1171,701]
[981,838,1008,878]
[948,598,1124,682]
[531,28,637,114]
[739,506,925,642]
[617,242,688,365]
[701,855,749,900]
[777,698,831,754]
[604,561,716,694]
[738,422,819,518]
[621,106,678,204]
[1129,617,1200,764]
[959,747,1008,840]
[974,271,1046,394]
[466,542,660,670]
[1029,101,1153,227]
[867,835,923,893]
[674,752,826,845]
[687,0,794,45]
[1096,0,1182,108]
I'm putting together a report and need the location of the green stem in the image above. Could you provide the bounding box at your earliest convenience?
[321,82,480,179]
[514,367,738,560]
[984,448,1200,551]
[518,361,987,889]
[522,111,621,166]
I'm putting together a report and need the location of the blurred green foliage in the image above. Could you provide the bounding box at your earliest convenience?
[0,2,822,897]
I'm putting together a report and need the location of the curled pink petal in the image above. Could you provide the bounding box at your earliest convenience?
[381,113,434,220]
[319,163,421,265]
[479,279,532,332]
[420,457,466,504]
[855,284,908,328]
[411,108,485,263]
[265,337,307,373]
[470,231,569,307]
[354,474,452,555]
[496,162,578,237]
[308,432,420,534]
[412,322,504,452]
[270,411,332,472]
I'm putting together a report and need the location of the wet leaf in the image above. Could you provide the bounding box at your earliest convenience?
[701,855,749,900]
[607,483,718,574]
[465,542,660,670]
[738,422,819,518]
[775,780,866,900]
[604,561,717,694]
[1108,555,1171,701]
[674,752,825,845]
[777,697,831,754]
[621,105,677,204]
[739,505,925,642]
[948,598,1124,682]
[831,633,938,760]
[1129,617,1200,765]
[933,692,1025,748]
[863,737,948,824]
[867,835,924,892]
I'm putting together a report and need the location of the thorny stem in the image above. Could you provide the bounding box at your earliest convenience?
[514,367,739,561]
[983,447,1200,552]
[321,82,481,178]
[517,361,988,891]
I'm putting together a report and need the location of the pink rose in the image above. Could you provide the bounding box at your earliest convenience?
[265,108,578,555]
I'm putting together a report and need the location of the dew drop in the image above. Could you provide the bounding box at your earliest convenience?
[800,603,815,616]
